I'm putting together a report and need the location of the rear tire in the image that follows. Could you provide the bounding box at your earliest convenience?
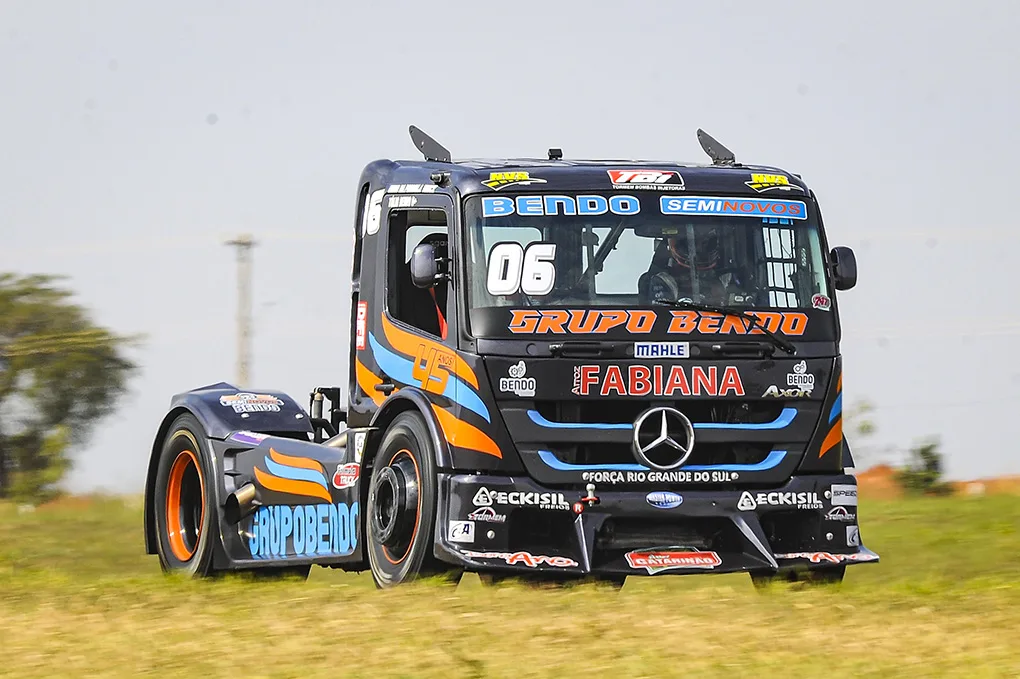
[365,411,460,588]
[750,565,845,590]
[153,413,217,578]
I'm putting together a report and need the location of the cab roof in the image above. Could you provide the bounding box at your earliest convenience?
[358,126,812,197]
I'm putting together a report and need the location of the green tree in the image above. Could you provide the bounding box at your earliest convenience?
[843,398,879,467]
[0,273,139,501]
[895,436,952,496]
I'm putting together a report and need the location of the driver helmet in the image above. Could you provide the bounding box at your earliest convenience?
[666,224,720,271]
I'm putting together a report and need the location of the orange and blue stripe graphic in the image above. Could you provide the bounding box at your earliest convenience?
[819,372,843,459]
[254,448,333,502]
[368,316,490,423]
[357,313,502,459]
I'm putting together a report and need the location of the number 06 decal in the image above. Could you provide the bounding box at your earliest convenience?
[486,242,557,296]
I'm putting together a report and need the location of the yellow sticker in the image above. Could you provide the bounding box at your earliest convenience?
[482,171,548,190]
[745,173,800,193]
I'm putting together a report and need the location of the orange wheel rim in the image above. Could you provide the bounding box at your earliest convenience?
[166,448,205,561]
[382,448,421,566]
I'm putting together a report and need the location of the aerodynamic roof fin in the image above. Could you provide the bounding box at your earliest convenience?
[408,125,452,163]
[697,129,736,166]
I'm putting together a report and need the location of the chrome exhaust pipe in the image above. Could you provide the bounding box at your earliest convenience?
[224,482,258,524]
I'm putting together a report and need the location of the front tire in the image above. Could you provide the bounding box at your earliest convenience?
[365,411,460,588]
[153,413,217,577]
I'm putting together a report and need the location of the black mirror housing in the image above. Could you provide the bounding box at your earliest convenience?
[830,245,857,291]
[410,243,439,288]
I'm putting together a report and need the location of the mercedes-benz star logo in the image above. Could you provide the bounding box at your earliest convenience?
[632,407,695,471]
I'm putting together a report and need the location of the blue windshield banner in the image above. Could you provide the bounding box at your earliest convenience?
[479,194,808,220]
[660,196,807,220]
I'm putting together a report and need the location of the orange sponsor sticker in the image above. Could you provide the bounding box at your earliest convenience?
[507,309,808,336]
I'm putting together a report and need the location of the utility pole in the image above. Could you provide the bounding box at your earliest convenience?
[224,234,257,387]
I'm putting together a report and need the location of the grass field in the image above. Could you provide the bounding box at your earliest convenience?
[1,492,1019,678]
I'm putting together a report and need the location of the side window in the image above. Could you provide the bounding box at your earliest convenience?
[386,207,450,339]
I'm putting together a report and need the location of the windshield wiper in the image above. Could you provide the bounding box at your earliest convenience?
[652,299,797,355]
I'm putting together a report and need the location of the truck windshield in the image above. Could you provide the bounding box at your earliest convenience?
[463,192,831,312]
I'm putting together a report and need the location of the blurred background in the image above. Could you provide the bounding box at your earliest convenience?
[2,0,1019,500]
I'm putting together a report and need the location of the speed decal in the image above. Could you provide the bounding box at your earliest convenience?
[486,242,557,296]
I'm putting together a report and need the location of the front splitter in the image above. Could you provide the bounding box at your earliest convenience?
[433,472,879,577]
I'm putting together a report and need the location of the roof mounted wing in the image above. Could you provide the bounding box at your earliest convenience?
[697,129,736,166]
[408,125,451,163]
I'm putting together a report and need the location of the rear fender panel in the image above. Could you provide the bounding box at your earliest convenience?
[165,382,314,439]
[144,383,313,554]
[144,383,374,572]
[213,433,365,570]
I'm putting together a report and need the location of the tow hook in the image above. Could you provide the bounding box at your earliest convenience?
[573,484,601,514]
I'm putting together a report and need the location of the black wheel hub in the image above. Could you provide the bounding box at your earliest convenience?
[369,456,420,556]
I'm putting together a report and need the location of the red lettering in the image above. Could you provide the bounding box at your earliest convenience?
[601,366,626,396]
[663,366,691,396]
[691,366,717,396]
[629,366,652,396]
[578,366,599,396]
[720,366,745,396]
[507,552,538,567]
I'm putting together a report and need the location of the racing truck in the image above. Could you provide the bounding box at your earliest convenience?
[144,126,878,588]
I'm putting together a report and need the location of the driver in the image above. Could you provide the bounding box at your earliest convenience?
[641,225,753,305]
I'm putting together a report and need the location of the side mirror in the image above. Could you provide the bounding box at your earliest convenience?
[410,243,439,288]
[830,245,857,291]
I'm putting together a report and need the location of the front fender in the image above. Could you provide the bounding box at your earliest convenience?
[143,382,313,554]
[165,382,313,439]
[369,388,453,469]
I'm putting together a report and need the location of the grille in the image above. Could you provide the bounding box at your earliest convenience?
[547,440,774,469]
[534,399,785,426]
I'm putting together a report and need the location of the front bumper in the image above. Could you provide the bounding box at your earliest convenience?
[435,472,878,576]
